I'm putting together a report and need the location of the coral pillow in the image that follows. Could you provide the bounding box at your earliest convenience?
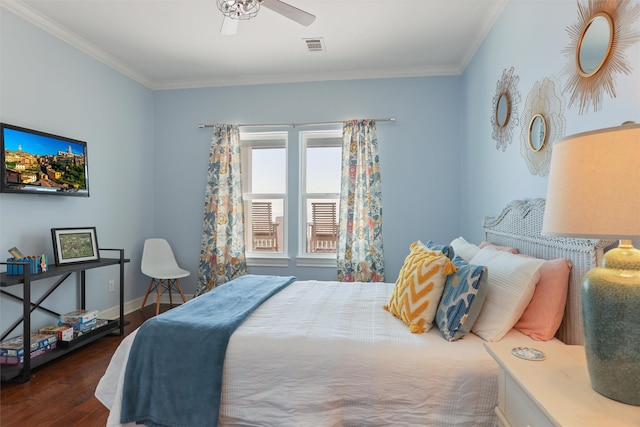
[384,242,456,333]
[479,241,519,254]
[514,258,572,341]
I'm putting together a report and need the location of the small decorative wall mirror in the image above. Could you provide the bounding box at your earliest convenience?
[528,114,546,152]
[561,0,640,114]
[496,94,510,127]
[520,77,565,177]
[491,67,520,151]
[577,13,613,77]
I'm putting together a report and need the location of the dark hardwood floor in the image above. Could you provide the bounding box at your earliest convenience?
[0,304,175,427]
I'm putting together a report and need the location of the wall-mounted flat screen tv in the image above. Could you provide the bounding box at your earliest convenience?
[1,123,90,197]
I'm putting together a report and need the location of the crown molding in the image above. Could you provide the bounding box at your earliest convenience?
[459,0,510,71]
[1,0,509,91]
[1,0,153,88]
[148,64,464,91]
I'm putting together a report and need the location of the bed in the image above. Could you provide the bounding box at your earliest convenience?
[95,199,613,427]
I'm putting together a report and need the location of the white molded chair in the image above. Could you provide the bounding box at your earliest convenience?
[140,238,189,315]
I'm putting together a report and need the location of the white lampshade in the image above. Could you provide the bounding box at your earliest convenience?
[542,123,640,239]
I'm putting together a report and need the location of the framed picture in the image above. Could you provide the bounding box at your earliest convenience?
[51,227,100,265]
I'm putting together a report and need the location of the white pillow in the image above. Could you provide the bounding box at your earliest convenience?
[450,236,480,262]
[469,247,544,341]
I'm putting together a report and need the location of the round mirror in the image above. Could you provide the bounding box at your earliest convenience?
[577,12,613,77]
[496,93,510,127]
[528,114,547,152]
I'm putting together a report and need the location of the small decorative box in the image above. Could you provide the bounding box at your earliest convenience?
[39,325,74,342]
[60,309,99,325]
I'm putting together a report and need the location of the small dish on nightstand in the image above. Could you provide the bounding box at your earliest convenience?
[511,347,546,361]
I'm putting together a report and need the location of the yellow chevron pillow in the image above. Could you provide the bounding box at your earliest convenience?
[384,242,456,333]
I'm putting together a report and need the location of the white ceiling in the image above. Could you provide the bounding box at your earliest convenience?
[2,0,509,90]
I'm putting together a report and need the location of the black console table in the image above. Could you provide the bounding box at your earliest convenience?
[0,248,129,383]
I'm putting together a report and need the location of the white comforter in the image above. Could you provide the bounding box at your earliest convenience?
[96,280,533,427]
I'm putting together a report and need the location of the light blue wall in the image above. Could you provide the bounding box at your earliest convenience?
[153,77,463,288]
[459,0,640,243]
[0,9,155,331]
[2,0,640,333]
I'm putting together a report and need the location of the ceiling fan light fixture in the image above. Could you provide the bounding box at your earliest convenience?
[217,0,261,20]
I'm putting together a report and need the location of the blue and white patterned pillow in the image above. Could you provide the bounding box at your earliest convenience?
[436,256,488,341]
[423,240,455,260]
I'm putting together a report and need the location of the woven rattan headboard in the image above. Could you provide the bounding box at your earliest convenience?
[483,199,614,345]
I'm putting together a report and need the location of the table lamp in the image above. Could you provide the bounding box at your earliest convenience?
[542,122,640,406]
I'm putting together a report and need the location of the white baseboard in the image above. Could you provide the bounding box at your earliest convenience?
[99,293,194,320]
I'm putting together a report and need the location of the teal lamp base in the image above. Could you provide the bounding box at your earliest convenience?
[582,242,640,406]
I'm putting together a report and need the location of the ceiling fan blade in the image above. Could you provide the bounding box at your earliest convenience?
[220,16,238,35]
[261,0,316,26]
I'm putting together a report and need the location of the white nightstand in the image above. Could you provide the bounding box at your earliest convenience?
[484,341,640,427]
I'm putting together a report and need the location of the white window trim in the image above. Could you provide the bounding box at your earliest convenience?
[295,254,337,268]
[297,130,341,266]
[247,254,290,268]
[241,131,288,266]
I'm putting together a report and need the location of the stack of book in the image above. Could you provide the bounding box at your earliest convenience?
[59,309,100,338]
[0,333,58,365]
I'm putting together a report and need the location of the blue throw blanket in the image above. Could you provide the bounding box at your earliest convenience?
[120,274,297,427]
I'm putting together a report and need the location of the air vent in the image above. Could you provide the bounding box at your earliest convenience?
[303,38,325,52]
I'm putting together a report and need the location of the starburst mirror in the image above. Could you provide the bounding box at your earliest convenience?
[491,67,520,151]
[561,0,640,114]
[520,77,566,176]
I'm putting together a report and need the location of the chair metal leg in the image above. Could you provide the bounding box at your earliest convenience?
[140,277,155,311]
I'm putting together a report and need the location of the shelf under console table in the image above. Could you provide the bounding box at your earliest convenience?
[0,248,129,383]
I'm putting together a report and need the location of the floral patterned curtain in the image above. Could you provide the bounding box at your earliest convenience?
[337,119,385,282]
[195,124,247,296]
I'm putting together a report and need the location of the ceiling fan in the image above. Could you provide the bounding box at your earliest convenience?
[218,0,315,35]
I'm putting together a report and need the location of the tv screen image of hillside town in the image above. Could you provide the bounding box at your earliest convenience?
[3,127,87,191]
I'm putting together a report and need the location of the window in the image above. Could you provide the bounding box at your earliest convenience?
[240,128,342,268]
[300,130,341,259]
[241,132,287,262]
